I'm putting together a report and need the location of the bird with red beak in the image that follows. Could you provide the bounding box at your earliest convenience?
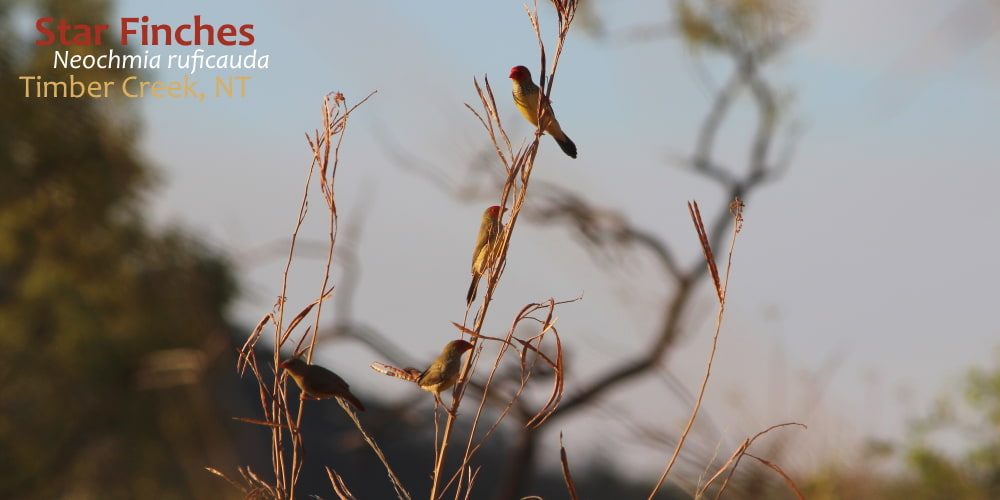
[467,205,505,307]
[509,65,577,158]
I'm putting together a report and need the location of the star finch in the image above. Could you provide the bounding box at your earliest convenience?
[467,205,504,307]
[509,65,577,158]
[280,358,365,411]
[369,340,475,414]
[417,340,474,405]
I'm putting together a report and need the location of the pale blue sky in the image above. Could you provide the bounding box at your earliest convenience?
[97,0,1000,476]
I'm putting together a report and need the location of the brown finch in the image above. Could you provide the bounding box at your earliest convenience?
[280,358,365,411]
[467,205,504,307]
[416,340,474,402]
[370,340,475,411]
[509,65,577,158]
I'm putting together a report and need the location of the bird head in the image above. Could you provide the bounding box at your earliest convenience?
[485,205,505,221]
[279,358,306,372]
[447,340,474,355]
[509,65,531,82]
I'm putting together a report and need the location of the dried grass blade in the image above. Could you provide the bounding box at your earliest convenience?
[326,467,358,500]
[239,313,273,374]
[688,201,722,302]
[559,433,580,500]
[279,288,335,346]
[745,453,806,500]
[204,467,248,494]
[232,417,292,429]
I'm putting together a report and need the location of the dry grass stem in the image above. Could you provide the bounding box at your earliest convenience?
[702,422,807,500]
[231,417,291,429]
[226,92,407,500]
[355,0,798,496]
[239,314,275,375]
[744,453,804,500]
[646,198,743,500]
[280,290,334,347]
[466,77,513,165]
[326,467,357,500]
[559,433,581,500]
[204,466,249,495]
[422,2,578,498]
[438,299,569,496]
[339,399,412,500]
[206,465,284,500]
[688,201,722,302]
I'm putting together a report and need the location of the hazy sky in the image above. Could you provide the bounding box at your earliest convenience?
[95,0,1000,477]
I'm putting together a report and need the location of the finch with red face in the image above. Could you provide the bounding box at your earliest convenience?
[509,65,577,158]
[280,358,365,411]
[467,205,504,307]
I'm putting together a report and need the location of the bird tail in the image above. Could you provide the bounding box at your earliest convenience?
[554,134,577,158]
[343,393,366,412]
[466,274,481,307]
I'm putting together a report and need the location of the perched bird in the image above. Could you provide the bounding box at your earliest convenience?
[280,358,365,411]
[416,340,475,403]
[370,339,475,412]
[509,65,577,158]
[467,205,505,307]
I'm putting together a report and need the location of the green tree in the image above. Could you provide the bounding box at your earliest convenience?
[801,350,1000,500]
[897,350,1000,499]
[0,1,238,498]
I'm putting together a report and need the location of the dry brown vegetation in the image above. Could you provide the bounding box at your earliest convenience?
[212,1,808,498]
